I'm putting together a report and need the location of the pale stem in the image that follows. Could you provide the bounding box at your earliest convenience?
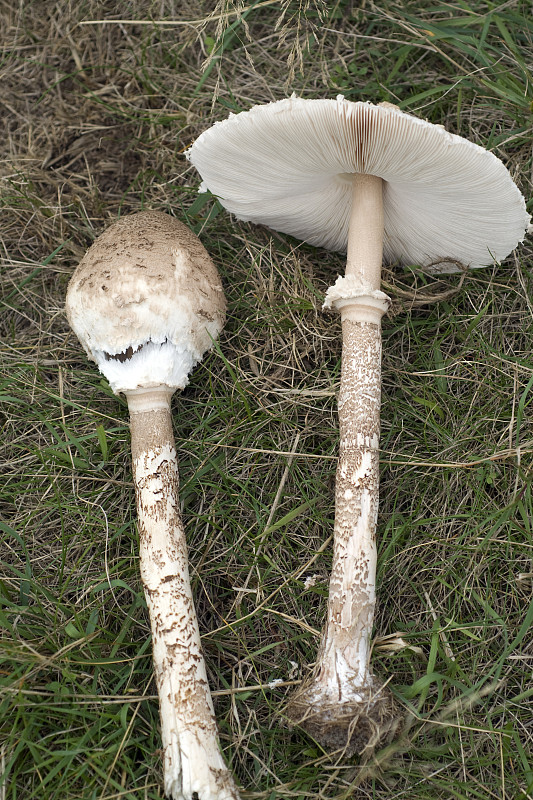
[320,174,384,686]
[346,173,384,289]
[318,302,383,692]
[286,175,396,754]
[127,386,240,800]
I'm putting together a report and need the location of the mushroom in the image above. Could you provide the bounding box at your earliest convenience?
[65,210,240,800]
[187,97,531,755]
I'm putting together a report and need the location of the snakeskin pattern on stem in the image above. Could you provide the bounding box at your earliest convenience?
[285,313,397,755]
[129,401,240,800]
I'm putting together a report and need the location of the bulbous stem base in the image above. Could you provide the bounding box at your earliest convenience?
[285,673,398,757]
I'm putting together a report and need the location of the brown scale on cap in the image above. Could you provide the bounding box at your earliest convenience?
[66,210,225,371]
[65,212,239,800]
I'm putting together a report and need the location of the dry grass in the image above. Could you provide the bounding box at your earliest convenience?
[1,1,533,799]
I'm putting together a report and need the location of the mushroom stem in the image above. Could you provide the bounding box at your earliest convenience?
[346,173,384,289]
[286,175,397,755]
[127,386,240,800]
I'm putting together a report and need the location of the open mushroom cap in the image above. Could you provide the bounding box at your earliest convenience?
[187,96,531,273]
[66,211,226,394]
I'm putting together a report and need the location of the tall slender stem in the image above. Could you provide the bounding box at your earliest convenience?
[286,175,397,755]
[320,174,384,682]
[127,387,240,800]
[318,308,383,694]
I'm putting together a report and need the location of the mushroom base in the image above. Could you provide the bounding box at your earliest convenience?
[285,675,398,757]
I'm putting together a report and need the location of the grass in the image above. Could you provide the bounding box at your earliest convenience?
[1,0,533,798]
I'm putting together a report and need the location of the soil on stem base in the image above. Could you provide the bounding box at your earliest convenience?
[285,674,398,757]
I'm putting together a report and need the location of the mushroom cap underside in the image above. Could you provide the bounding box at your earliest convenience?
[66,211,226,392]
[187,97,531,273]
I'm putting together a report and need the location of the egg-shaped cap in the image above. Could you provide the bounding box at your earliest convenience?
[187,96,531,272]
[66,211,226,394]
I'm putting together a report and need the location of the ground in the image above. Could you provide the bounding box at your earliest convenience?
[1,1,533,798]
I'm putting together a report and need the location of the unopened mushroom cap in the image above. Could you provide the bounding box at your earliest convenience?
[187,96,531,272]
[66,211,226,394]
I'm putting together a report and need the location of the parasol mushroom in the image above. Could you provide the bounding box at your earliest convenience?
[65,210,240,800]
[187,97,531,755]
